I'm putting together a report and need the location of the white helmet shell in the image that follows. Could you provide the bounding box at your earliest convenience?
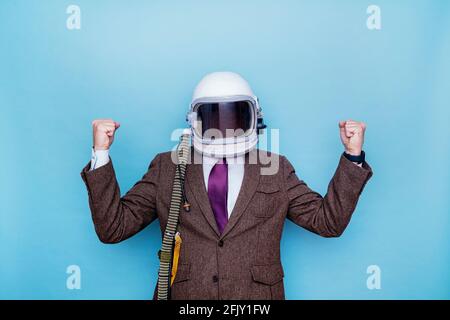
[191,71,258,104]
[187,72,261,158]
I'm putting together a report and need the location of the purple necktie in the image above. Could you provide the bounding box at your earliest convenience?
[208,158,228,234]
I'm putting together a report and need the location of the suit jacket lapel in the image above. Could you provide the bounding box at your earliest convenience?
[185,149,221,237]
[220,150,260,239]
[185,148,261,239]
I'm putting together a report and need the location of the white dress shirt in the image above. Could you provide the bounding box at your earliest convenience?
[90,149,245,218]
[202,154,245,217]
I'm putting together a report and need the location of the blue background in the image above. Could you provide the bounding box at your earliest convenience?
[1,0,449,299]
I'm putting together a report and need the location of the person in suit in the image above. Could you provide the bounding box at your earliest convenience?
[80,71,373,300]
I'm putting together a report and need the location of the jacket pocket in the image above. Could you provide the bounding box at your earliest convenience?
[257,183,280,194]
[251,183,281,218]
[250,263,285,300]
[251,263,284,285]
[170,263,191,300]
[172,263,191,283]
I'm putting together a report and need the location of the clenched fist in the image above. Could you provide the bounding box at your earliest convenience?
[339,120,366,156]
[92,119,121,150]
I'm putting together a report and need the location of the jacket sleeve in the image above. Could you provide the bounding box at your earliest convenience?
[80,154,161,243]
[283,154,373,237]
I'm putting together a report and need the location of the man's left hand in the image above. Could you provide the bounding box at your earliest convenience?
[339,120,366,156]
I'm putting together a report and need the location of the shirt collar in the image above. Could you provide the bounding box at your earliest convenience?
[202,153,245,166]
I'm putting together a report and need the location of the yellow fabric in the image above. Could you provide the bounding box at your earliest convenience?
[170,232,182,286]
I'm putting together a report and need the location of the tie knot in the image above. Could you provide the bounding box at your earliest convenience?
[217,157,227,165]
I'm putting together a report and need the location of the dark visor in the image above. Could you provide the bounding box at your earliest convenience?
[195,101,253,138]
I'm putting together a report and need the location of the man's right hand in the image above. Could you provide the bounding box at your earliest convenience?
[92,119,120,150]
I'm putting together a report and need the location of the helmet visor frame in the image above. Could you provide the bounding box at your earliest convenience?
[191,97,257,143]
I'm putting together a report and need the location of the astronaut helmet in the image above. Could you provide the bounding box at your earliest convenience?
[187,71,264,158]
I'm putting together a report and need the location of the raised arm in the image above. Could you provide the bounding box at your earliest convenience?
[284,119,373,237]
[80,119,160,243]
[283,154,372,237]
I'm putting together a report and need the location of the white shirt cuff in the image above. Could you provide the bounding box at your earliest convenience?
[90,148,110,171]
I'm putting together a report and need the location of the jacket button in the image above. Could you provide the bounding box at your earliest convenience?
[212,275,219,282]
[218,240,224,247]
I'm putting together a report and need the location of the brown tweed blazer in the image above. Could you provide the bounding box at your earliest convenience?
[80,148,372,300]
